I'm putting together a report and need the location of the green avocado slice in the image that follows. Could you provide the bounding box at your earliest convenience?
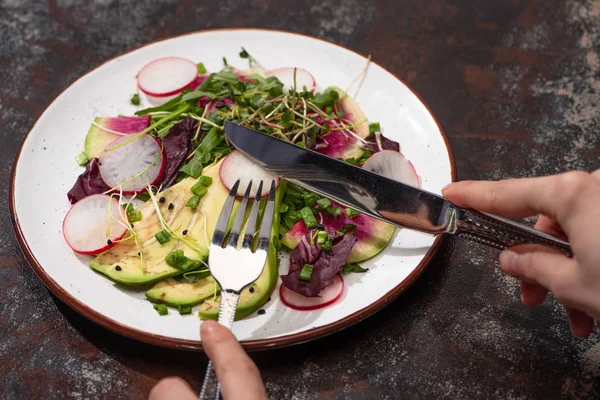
[90,161,226,285]
[145,276,218,307]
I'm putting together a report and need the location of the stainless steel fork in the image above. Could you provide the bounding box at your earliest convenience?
[198,178,277,400]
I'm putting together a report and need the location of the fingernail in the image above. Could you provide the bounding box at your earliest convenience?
[499,250,519,274]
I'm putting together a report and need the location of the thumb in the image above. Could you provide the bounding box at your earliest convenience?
[499,244,578,299]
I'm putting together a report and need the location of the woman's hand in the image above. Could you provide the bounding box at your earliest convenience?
[443,169,600,337]
[149,320,267,400]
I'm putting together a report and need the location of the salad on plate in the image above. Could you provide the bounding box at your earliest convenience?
[62,48,420,320]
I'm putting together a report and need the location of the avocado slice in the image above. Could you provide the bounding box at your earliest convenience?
[198,181,285,321]
[90,160,226,285]
[146,276,218,307]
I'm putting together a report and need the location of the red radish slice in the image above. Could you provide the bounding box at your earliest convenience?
[62,194,128,255]
[362,150,420,188]
[219,150,279,199]
[266,67,316,92]
[280,275,344,311]
[99,134,165,194]
[137,57,198,97]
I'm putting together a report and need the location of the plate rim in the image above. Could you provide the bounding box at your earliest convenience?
[9,27,456,351]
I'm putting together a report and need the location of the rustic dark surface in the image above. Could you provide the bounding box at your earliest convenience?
[2,0,600,398]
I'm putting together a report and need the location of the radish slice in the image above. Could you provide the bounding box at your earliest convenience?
[362,150,420,188]
[137,57,198,97]
[280,275,344,311]
[99,134,165,194]
[219,150,279,199]
[266,67,316,92]
[62,194,128,255]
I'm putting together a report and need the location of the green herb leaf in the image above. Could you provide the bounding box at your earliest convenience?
[369,122,381,134]
[337,224,357,235]
[153,304,168,316]
[341,263,369,274]
[299,264,313,281]
[183,269,211,281]
[239,48,249,58]
[197,62,207,74]
[165,250,201,272]
[75,151,89,166]
[130,93,140,106]
[279,203,289,213]
[223,57,228,67]
[155,229,171,245]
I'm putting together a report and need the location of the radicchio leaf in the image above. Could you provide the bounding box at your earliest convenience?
[67,158,109,204]
[281,227,357,297]
[160,118,199,187]
[362,133,400,153]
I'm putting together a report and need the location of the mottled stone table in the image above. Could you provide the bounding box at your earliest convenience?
[2,0,600,398]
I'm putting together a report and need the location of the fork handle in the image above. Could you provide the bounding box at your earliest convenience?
[199,290,240,400]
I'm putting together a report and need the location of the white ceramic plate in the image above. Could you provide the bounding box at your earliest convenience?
[11,29,455,350]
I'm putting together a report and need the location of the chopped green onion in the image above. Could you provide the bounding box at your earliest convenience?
[299,264,313,281]
[326,206,342,217]
[279,203,289,213]
[75,151,89,166]
[191,182,208,197]
[302,193,317,208]
[155,229,171,245]
[369,122,381,134]
[198,175,213,186]
[153,304,168,316]
[341,263,369,274]
[125,203,134,213]
[165,250,201,272]
[321,236,333,252]
[178,305,192,315]
[186,195,201,208]
[316,198,331,209]
[345,208,359,218]
[338,224,357,235]
[300,206,318,229]
[130,93,140,105]
[128,210,142,222]
[197,62,207,74]
[316,230,328,244]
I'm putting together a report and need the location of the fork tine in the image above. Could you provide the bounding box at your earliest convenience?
[212,179,240,246]
[256,180,277,252]
[227,181,252,248]
[241,181,263,250]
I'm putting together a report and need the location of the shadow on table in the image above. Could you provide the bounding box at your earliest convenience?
[50,235,456,388]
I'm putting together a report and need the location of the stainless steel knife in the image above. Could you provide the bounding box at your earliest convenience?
[224,121,572,256]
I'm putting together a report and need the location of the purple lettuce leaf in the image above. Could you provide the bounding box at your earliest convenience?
[67,158,109,204]
[362,133,400,153]
[160,118,201,187]
[281,227,357,297]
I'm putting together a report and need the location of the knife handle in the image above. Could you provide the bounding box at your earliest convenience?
[454,209,572,257]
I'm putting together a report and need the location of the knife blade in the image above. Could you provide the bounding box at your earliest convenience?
[224,121,572,255]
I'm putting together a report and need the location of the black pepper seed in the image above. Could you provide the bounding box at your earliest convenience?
[107,239,113,245]
[137,252,141,256]
[317,224,324,230]
[182,230,188,236]
[249,286,255,293]
[257,309,266,315]
[168,203,174,211]
[159,197,166,203]
[115,265,122,271]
